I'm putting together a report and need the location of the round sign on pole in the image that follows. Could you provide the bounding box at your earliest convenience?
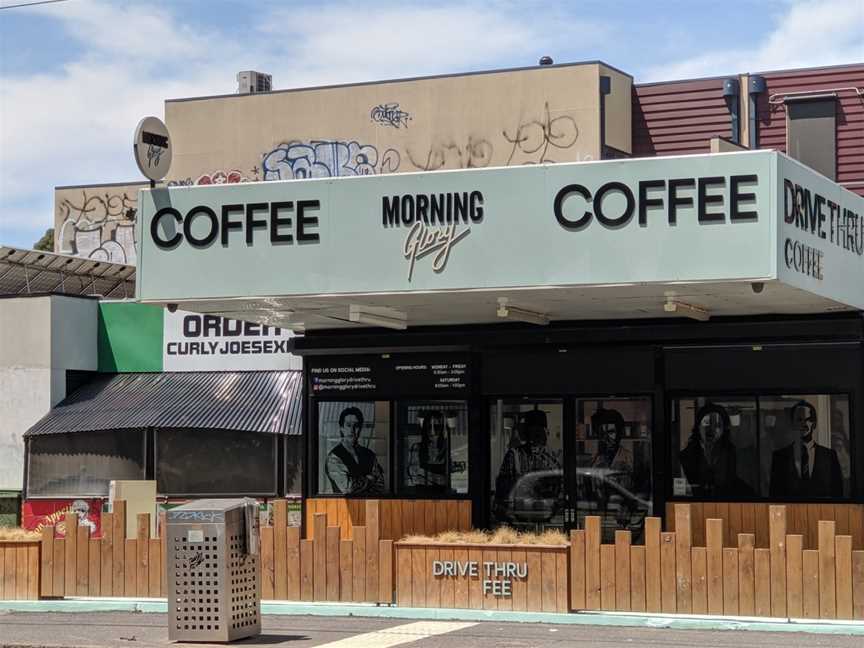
[133,116,172,182]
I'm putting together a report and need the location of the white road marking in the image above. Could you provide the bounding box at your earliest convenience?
[313,620,477,648]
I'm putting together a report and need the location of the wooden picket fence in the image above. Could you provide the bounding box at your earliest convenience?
[571,504,864,619]
[39,501,165,598]
[0,541,40,600]
[305,498,472,540]
[262,499,393,602]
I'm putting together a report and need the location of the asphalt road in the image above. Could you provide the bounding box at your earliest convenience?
[0,611,860,648]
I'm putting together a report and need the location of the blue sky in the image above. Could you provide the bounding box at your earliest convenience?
[1,0,862,249]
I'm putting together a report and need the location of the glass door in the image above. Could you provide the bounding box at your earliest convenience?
[571,397,653,543]
[488,399,564,531]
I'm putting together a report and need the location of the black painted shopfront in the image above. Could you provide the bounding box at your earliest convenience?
[297,314,864,541]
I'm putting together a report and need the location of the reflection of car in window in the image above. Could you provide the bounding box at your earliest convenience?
[495,468,650,539]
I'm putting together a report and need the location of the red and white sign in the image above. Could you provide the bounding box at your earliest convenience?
[22,499,102,538]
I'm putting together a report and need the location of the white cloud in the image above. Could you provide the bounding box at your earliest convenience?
[644,0,864,81]
[0,0,586,247]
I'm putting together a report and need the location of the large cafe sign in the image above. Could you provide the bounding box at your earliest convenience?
[137,151,864,310]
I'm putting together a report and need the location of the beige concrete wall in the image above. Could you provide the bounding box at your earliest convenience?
[0,295,97,490]
[599,64,633,155]
[54,182,148,264]
[165,63,622,185]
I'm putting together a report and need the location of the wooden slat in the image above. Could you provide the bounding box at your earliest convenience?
[454,547,471,609]
[0,546,6,600]
[769,506,787,617]
[379,540,394,604]
[802,549,820,619]
[585,516,602,609]
[89,538,101,596]
[496,549,511,612]
[706,519,723,615]
[754,548,771,617]
[541,549,557,613]
[600,544,616,611]
[353,528,367,603]
[526,548,542,612]
[645,517,661,613]
[660,532,676,614]
[836,535,853,620]
[64,513,78,596]
[340,539,354,602]
[124,539,136,597]
[738,534,755,617]
[786,534,803,618]
[27,544,39,600]
[260,525,274,599]
[365,501,380,604]
[379,501,392,541]
[76,525,89,596]
[148,538,160,597]
[300,539,313,601]
[755,503,770,548]
[2,545,14,599]
[819,521,837,619]
[427,547,442,609]
[691,547,708,614]
[434,502,447,536]
[273,500,288,600]
[112,502,126,597]
[852,551,864,620]
[40,527,54,598]
[136,514,149,599]
[446,501,458,534]
[806,505,821,550]
[457,501,471,531]
[52,538,64,598]
[326,526,341,602]
[630,546,646,613]
[392,501,404,542]
[286,526,301,600]
[674,504,692,613]
[741,504,756,545]
[402,500,415,537]
[849,507,864,550]
[570,530,585,610]
[15,544,28,599]
[313,513,327,601]
[615,530,631,612]
[411,546,425,607]
[100,512,113,597]
[510,549,526,612]
[722,548,739,615]
[555,549,568,613]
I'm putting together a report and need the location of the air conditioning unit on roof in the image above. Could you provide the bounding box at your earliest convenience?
[237,71,272,94]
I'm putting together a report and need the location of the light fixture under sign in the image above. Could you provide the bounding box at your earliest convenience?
[497,298,549,326]
[349,304,408,330]
[664,297,710,322]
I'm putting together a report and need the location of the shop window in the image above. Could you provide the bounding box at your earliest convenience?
[27,430,145,498]
[671,394,851,501]
[396,401,469,495]
[156,428,277,496]
[317,401,390,496]
[489,400,564,529]
[574,398,652,542]
[284,436,303,497]
[760,395,850,499]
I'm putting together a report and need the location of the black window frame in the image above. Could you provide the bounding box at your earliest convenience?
[25,429,147,499]
[154,427,279,498]
[667,390,854,503]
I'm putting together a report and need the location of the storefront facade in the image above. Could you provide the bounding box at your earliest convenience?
[136,149,864,541]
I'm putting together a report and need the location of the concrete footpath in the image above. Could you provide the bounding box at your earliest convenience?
[0,599,863,647]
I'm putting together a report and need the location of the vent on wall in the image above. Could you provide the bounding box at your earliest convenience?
[237,71,272,94]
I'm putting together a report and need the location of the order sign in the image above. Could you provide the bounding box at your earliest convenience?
[163,309,301,371]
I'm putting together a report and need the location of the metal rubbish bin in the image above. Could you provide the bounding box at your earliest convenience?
[166,499,261,642]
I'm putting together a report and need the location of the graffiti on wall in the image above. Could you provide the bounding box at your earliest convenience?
[57,190,138,265]
[261,140,401,180]
[370,103,412,128]
[167,169,255,187]
[407,135,494,171]
[502,102,581,165]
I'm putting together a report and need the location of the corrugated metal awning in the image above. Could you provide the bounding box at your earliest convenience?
[25,371,302,437]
